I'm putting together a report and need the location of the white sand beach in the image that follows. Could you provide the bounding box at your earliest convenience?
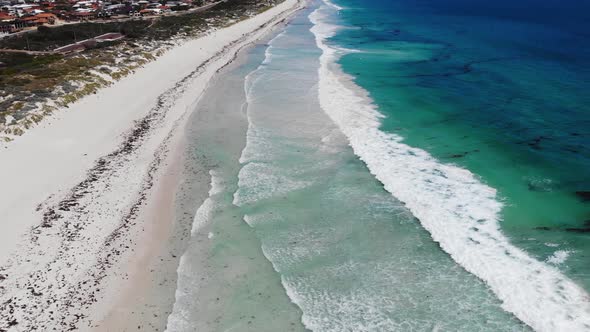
[0,0,304,330]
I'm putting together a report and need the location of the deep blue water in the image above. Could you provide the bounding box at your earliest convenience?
[331,0,590,289]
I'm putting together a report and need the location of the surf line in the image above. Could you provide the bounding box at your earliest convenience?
[309,3,590,332]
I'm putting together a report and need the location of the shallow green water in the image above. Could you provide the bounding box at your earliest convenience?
[166,42,306,332]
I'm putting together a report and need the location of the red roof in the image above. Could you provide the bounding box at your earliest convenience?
[21,14,54,24]
[0,12,15,20]
[35,13,57,18]
[72,11,95,16]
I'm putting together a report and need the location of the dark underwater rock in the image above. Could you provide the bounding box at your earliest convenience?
[534,226,551,231]
[575,191,590,202]
[566,227,590,233]
[565,220,590,233]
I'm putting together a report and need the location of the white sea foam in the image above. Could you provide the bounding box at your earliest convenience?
[547,250,571,265]
[239,31,284,165]
[309,4,590,332]
[324,0,343,11]
[190,169,223,235]
[166,170,223,331]
[235,30,316,207]
[233,162,313,206]
[262,30,286,65]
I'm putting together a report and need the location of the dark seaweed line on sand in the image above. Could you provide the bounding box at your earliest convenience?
[0,8,297,331]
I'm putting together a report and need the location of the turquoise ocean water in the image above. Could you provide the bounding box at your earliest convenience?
[169,1,590,330]
[331,0,590,288]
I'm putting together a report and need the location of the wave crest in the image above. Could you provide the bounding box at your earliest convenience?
[309,3,590,332]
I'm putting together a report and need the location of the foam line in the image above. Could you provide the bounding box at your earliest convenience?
[309,4,590,331]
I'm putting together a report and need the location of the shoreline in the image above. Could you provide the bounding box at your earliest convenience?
[90,132,191,332]
[165,27,308,330]
[105,13,306,331]
[0,0,305,330]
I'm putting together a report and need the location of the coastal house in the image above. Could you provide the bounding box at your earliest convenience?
[21,12,56,25]
[35,12,56,21]
[0,0,217,36]
[10,3,33,17]
[0,11,25,34]
[0,11,14,21]
[68,10,95,20]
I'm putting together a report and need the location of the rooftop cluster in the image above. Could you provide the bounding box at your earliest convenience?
[1,0,210,35]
